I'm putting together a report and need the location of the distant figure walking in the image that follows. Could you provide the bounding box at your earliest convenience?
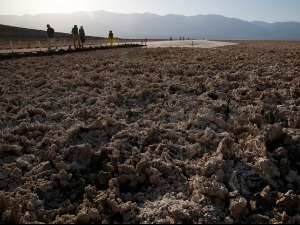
[79,26,85,47]
[71,25,80,49]
[46,24,55,50]
[108,30,114,46]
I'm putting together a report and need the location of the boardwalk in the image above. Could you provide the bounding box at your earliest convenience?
[0,43,144,60]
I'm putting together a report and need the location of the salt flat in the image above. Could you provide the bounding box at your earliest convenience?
[144,39,237,48]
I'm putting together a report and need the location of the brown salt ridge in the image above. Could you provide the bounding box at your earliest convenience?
[0,40,299,224]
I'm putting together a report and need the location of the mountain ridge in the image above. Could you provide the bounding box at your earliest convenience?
[0,10,300,40]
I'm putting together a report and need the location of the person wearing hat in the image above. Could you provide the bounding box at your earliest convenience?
[71,25,80,49]
[79,26,85,48]
[46,24,56,50]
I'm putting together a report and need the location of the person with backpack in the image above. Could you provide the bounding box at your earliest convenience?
[71,25,80,49]
[46,24,55,50]
[79,26,85,48]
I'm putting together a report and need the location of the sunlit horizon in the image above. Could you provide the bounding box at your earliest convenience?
[0,0,300,23]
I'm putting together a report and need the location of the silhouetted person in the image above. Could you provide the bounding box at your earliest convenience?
[71,25,80,49]
[79,26,85,47]
[46,24,55,50]
[108,30,114,46]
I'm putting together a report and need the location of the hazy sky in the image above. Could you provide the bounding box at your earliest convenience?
[0,0,299,23]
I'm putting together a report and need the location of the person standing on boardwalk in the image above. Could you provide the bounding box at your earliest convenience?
[79,26,85,48]
[46,24,55,50]
[71,25,80,49]
[108,30,114,46]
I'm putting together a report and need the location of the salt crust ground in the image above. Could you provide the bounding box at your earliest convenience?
[0,40,299,224]
[144,39,237,48]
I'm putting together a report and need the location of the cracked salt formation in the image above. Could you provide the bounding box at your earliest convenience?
[0,40,299,224]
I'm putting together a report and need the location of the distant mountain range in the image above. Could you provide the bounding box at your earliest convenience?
[1,10,300,40]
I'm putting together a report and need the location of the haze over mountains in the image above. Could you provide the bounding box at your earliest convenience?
[1,10,300,40]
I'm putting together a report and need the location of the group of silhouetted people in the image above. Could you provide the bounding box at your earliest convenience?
[46,24,115,50]
[71,25,86,48]
[46,24,86,50]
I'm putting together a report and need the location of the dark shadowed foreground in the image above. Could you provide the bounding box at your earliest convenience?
[0,41,299,224]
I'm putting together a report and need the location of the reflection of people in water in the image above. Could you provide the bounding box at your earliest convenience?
[108,30,114,46]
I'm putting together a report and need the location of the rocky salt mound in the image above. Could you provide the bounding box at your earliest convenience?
[0,40,299,224]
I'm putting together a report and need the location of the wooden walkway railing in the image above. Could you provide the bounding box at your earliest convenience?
[0,43,146,60]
